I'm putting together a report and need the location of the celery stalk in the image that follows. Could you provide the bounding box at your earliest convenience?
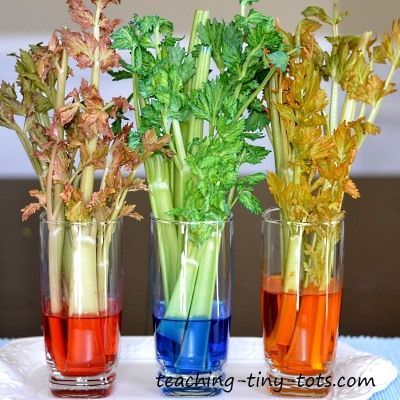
[97,225,112,313]
[188,232,222,318]
[283,230,304,293]
[62,227,73,302]
[164,241,201,319]
[158,241,200,344]
[146,155,179,302]
[48,224,65,314]
[165,230,222,370]
[160,228,222,347]
[68,225,99,316]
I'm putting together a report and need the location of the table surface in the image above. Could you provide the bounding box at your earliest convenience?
[0,336,399,399]
[340,337,400,400]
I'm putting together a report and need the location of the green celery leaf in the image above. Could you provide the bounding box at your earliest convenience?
[135,15,173,36]
[268,51,289,72]
[109,69,133,81]
[243,143,270,164]
[247,18,283,52]
[239,0,260,6]
[235,9,273,28]
[141,104,163,130]
[198,19,225,71]
[128,130,142,150]
[245,108,269,131]
[190,78,227,124]
[221,22,243,74]
[216,119,244,145]
[237,172,266,188]
[111,25,138,50]
[111,117,122,135]
[238,190,263,214]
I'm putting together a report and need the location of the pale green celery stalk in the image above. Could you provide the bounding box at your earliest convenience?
[182,10,211,146]
[169,157,175,197]
[152,10,210,310]
[47,50,68,315]
[329,79,339,133]
[340,94,356,123]
[172,119,190,209]
[186,10,210,89]
[174,231,223,370]
[328,0,340,134]
[97,173,139,312]
[283,228,304,292]
[240,2,246,17]
[69,2,102,316]
[96,224,112,312]
[68,224,100,316]
[164,241,201,318]
[162,224,223,327]
[185,47,211,146]
[164,226,222,320]
[324,227,336,289]
[48,223,66,313]
[146,154,179,302]
[96,220,118,313]
[80,1,102,204]
[170,118,192,305]
[267,75,290,274]
[62,228,73,303]
[131,68,143,127]
[358,102,367,119]
[187,230,222,318]
[268,75,289,179]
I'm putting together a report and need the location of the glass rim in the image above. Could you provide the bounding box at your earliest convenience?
[150,212,233,226]
[39,212,122,227]
[262,207,344,227]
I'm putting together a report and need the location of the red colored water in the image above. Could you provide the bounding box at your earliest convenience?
[42,307,121,377]
[262,275,342,375]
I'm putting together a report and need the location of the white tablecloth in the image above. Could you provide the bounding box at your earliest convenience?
[0,336,397,399]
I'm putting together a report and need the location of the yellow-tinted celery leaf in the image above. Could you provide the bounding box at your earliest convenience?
[373,20,400,68]
[302,6,332,25]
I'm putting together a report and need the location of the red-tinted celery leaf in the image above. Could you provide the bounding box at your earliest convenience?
[60,28,97,69]
[67,0,94,30]
[21,203,42,221]
[99,36,120,71]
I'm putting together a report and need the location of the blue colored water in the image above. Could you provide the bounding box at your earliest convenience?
[153,315,231,375]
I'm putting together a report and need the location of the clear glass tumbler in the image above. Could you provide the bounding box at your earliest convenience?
[151,215,233,396]
[262,208,344,397]
[40,215,123,398]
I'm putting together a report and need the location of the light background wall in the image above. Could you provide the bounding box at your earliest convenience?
[0,0,399,176]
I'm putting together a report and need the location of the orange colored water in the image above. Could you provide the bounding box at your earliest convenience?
[262,276,342,375]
